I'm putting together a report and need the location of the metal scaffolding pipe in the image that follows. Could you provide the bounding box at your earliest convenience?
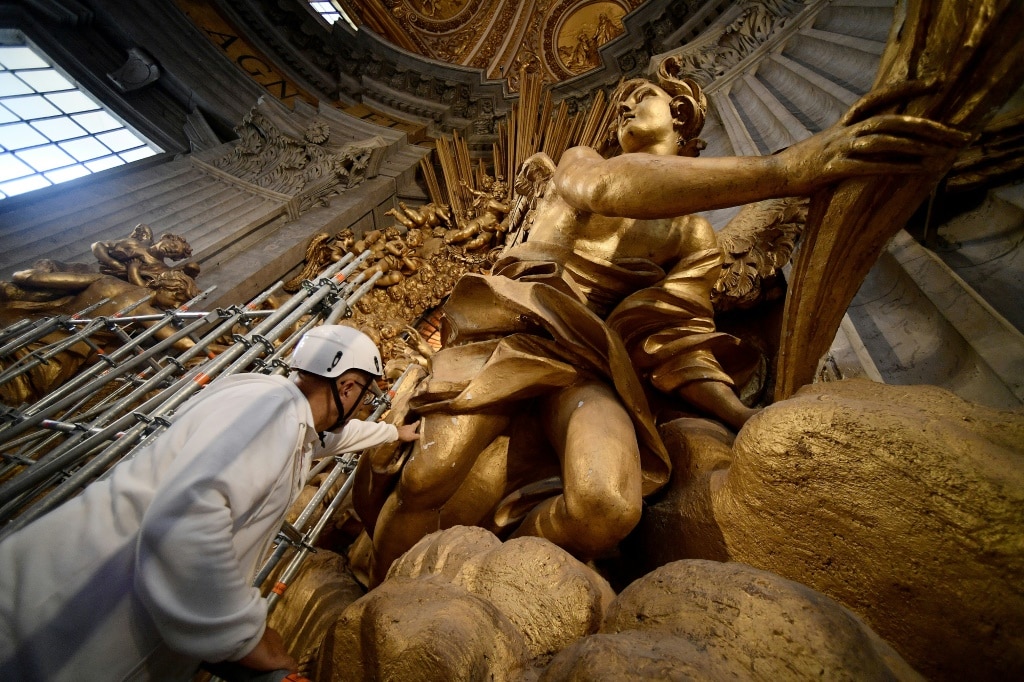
[0,255,368,527]
[265,469,357,613]
[251,456,353,588]
[0,296,152,388]
[0,312,216,448]
[0,298,112,357]
[63,310,273,326]
[0,377,139,483]
[0,319,35,347]
[263,270,378,375]
[0,297,277,520]
[0,363,214,535]
[0,280,292,500]
[0,254,384,542]
[27,299,230,416]
[0,436,112,522]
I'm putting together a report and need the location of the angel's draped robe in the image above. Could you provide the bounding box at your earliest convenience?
[409,240,759,497]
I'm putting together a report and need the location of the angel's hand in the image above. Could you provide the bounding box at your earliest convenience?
[784,114,972,193]
[839,79,939,125]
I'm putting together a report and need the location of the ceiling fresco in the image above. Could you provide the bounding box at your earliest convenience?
[338,0,647,88]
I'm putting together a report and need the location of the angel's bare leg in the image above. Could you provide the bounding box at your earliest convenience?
[510,380,642,557]
[369,410,509,584]
[678,379,759,430]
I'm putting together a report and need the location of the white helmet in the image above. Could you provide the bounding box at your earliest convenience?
[290,325,382,379]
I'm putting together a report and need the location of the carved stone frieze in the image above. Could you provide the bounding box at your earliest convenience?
[195,104,375,220]
[655,0,808,86]
[223,0,343,97]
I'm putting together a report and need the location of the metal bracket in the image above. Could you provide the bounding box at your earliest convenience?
[276,522,317,554]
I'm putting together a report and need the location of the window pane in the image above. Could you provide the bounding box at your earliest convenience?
[3,94,62,120]
[45,164,90,183]
[307,1,357,30]
[0,122,49,150]
[0,104,16,125]
[0,174,51,196]
[47,90,97,114]
[119,147,156,163]
[72,110,119,133]
[96,128,143,152]
[60,136,109,161]
[16,144,77,172]
[0,47,47,70]
[311,2,340,23]
[0,72,32,96]
[85,155,121,172]
[30,117,87,141]
[0,152,34,182]
[17,69,73,93]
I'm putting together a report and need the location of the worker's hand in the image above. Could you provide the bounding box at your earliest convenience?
[397,420,421,442]
[235,626,298,673]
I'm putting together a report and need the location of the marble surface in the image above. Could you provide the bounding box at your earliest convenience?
[845,230,1023,408]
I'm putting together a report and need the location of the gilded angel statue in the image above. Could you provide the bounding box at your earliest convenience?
[351,56,967,584]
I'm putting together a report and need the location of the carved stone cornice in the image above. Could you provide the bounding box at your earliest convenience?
[650,0,822,91]
[216,0,343,99]
[193,102,378,220]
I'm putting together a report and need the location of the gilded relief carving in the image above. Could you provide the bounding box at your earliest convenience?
[407,0,469,20]
[556,3,627,74]
[542,0,642,83]
[345,0,644,89]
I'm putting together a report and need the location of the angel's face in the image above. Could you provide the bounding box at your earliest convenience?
[617,83,677,155]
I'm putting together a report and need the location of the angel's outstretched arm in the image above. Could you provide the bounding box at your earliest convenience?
[554,115,966,219]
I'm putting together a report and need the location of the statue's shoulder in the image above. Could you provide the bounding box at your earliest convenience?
[670,213,717,253]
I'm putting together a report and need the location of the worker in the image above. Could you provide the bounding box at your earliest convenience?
[0,325,420,681]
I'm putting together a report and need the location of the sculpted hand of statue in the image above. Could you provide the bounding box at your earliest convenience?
[779,114,970,196]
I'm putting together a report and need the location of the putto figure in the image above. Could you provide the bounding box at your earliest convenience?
[354,56,965,584]
[91,223,200,287]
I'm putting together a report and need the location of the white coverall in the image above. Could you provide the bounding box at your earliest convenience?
[0,373,398,681]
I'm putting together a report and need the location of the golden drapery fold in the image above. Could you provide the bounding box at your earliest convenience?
[409,240,758,496]
[607,246,761,393]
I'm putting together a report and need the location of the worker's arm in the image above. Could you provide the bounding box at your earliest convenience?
[317,418,419,456]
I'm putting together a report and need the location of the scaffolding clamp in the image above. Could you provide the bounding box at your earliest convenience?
[276,521,317,554]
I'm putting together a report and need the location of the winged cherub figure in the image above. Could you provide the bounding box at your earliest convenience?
[91,223,199,287]
[353,56,965,584]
